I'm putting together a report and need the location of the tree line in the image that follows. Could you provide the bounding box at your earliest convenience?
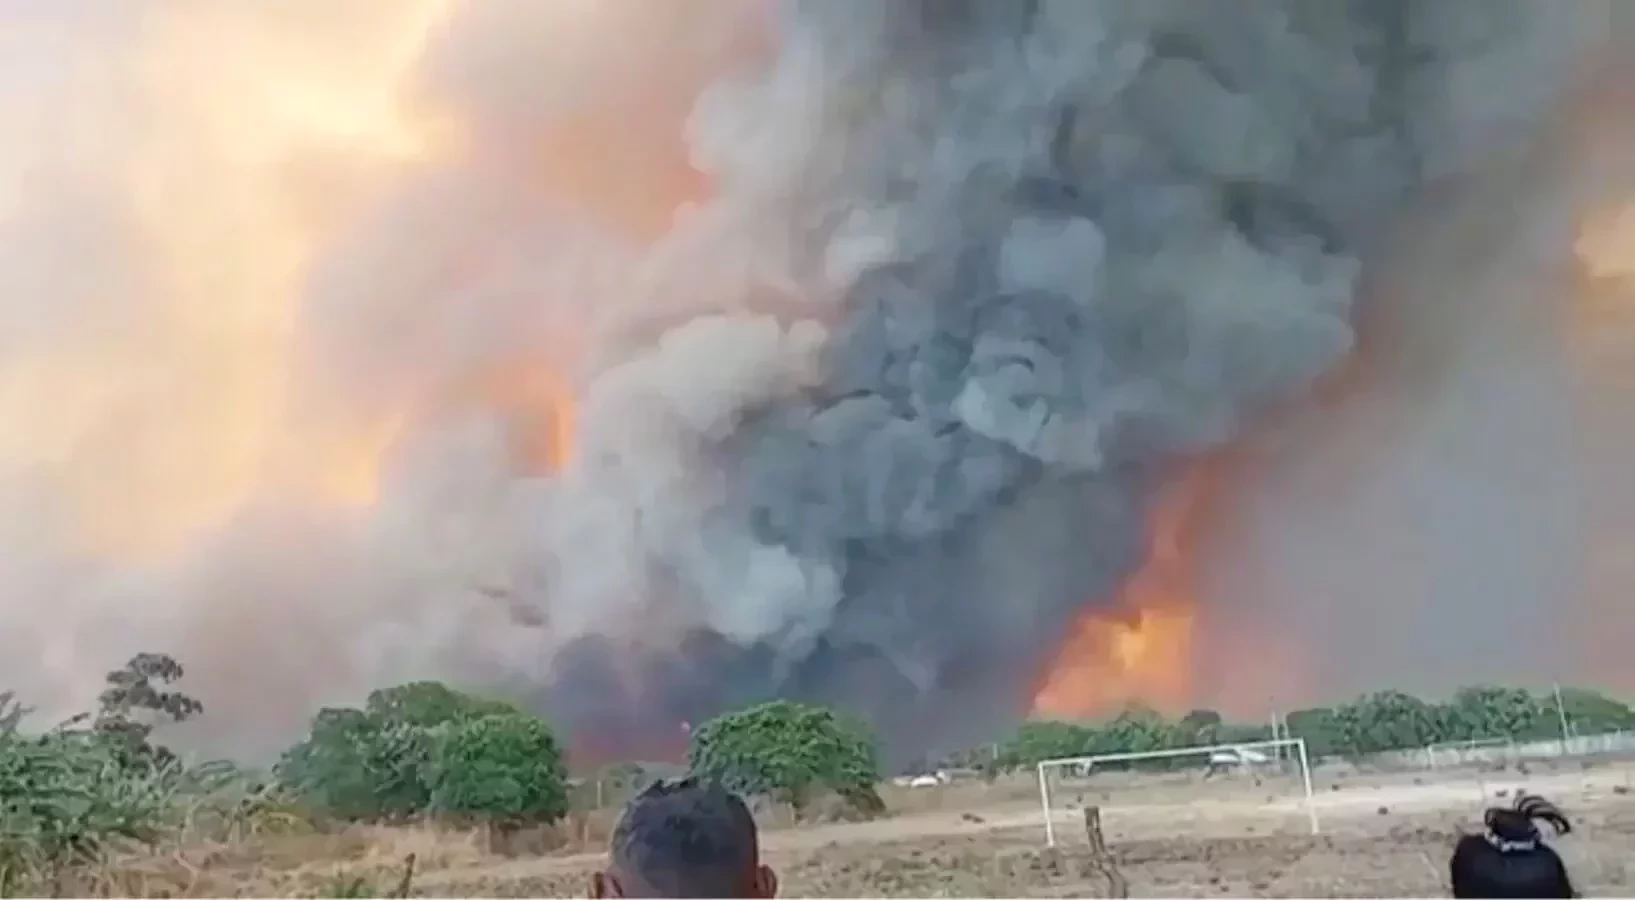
[6,651,1633,892]
[0,653,882,893]
[982,685,1635,772]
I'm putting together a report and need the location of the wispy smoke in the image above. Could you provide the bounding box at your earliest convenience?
[0,0,1613,764]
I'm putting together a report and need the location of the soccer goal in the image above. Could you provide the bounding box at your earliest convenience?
[1035,738,1319,847]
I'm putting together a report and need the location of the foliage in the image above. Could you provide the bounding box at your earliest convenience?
[49,652,208,773]
[0,693,28,738]
[996,684,1635,769]
[426,715,569,828]
[1329,690,1446,757]
[363,682,521,730]
[994,720,1097,771]
[96,653,203,726]
[0,728,176,891]
[1086,706,1172,760]
[1174,709,1223,745]
[1441,686,1547,742]
[276,708,438,823]
[276,681,540,825]
[688,700,883,814]
[0,660,273,896]
[1283,707,1343,757]
[1555,688,1635,732]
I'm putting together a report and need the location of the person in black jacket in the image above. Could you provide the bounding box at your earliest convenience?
[1450,793,1576,898]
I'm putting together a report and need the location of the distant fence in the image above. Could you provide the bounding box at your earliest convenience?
[1360,730,1635,772]
[565,731,1635,812]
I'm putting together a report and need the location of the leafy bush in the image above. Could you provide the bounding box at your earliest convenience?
[426,715,569,828]
[1283,707,1343,757]
[1330,690,1448,757]
[363,681,521,729]
[277,708,438,822]
[1442,686,1547,742]
[994,720,1095,770]
[991,683,1635,768]
[276,681,541,825]
[688,700,882,815]
[1554,688,1635,732]
[0,671,272,896]
[1,728,176,891]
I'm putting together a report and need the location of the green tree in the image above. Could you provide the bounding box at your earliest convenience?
[0,665,264,895]
[426,715,569,829]
[1174,709,1223,747]
[363,681,520,729]
[1283,707,1343,757]
[994,720,1095,771]
[1331,690,1447,756]
[1441,686,1545,742]
[276,707,436,822]
[1086,705,1175,768]
[688,700,882,815]
[1555,688,1635,734]
[0,726,177,889]
[276,681,524,823]
[80,652,203,770]
[96,653,203,726]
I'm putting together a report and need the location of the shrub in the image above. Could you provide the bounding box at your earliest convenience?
[1,732,160,890]
[994,720,1096,771]
[277,708,438,822]
[363,681,522,729]
[687,700,883,815]
[277,682,543,825]
[426,715,569,829]
[0,709,226,893]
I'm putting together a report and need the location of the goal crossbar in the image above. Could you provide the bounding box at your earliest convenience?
[1035,737,1319,847]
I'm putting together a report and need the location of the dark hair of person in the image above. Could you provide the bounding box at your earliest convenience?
[1450,793,1576,899]
[607,777,761,898]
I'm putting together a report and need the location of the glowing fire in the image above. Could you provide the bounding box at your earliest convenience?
[1031,467,1216,718]
[1571,199,1635,688]
[1578,205,1635,283]
[1031,196,1635,721]
[0,1,753,561]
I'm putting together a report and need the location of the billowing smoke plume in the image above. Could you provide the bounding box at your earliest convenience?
[0,0,1613,764]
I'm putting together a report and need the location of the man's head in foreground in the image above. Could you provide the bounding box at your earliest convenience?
[592,777,778,898]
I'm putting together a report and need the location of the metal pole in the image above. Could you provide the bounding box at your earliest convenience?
[1037,762,1056,848]
[1295,738,1319,835]
[1554,682,1571,754]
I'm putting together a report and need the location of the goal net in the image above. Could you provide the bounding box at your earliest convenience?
[1035,738,1318,847]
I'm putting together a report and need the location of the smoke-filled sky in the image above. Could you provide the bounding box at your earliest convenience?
[0,0,1626,765]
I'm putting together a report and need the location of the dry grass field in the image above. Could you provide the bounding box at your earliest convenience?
[82,759,1635,897]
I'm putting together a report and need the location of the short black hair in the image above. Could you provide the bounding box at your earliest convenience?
[1450,793,1576,898]
[609,777,759,898]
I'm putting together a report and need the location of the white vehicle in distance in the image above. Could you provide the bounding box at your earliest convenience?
[893,770,953,788]
[1206,744,1270,776]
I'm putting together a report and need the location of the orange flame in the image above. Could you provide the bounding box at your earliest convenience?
[1031,466,1217,718]
[0,1,772,562]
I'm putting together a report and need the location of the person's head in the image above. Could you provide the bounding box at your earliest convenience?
[1450,793,1576,898]
[592,777,777,899]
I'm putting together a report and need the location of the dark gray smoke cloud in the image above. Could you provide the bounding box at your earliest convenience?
[537,0,1606,762]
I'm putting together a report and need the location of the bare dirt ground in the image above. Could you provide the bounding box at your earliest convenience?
[104,760,1635,897]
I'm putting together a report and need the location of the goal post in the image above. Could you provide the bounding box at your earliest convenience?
[1036,737,1319,847]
